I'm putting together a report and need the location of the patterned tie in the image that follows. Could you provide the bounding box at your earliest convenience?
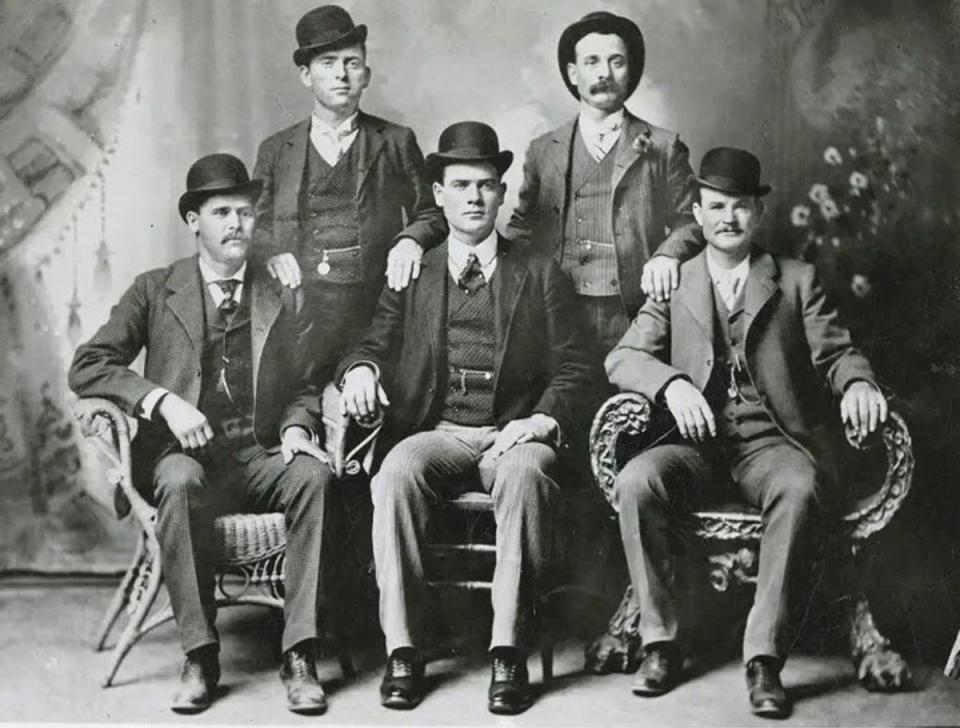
[457,253,486,294]
[716,275,741,312]
[214,279,239,315]
[590,120,622,161]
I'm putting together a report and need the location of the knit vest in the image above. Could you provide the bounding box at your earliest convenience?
[298,137,363,284]
[705,285,779,444]
[439,272,499,426]
[561,129,619,297]
[197,281,255,438]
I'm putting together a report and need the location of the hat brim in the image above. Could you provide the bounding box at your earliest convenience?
[425,150,514,182]
[178,179,263,222]
[293,24,368,66]
[557,16,645,100]
[690,175,772,198]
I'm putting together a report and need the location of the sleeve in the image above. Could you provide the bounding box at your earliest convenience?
[334,283,407,392]
[251,136,280,259]
[651,134,704,262]
[503,141,541,245]
[392,128,447,251]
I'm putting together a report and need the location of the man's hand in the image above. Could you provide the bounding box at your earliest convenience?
[158,393,214,451]
[266,253,302,288]
[641,256,680,302]
[663,378,716,443]
[339,366,390,423]
[487,414,558,460]
[386,237,424,291]
[280,425,329,466]
[840,381,888,439]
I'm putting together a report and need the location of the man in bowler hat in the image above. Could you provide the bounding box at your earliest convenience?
[252,5,446,386]
[69,154,340,715]
[605,147,888,717]
[505,11,703,353]
[337,122,600,715]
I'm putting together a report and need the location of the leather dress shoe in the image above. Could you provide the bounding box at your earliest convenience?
[632,642,682,696]
[488,647,533,715]
[746,656,790,718]
[171,646,220,714]
[280,640,327,715]
[380,647,425,710]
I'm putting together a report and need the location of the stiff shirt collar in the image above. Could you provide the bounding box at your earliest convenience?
[198,258,246,307]
[447,230,499,280]
[311,111,359,138]
[705,251,750,308]
[578,107,625,138]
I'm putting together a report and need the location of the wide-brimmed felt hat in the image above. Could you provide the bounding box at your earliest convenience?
[557,11,645,100]
[425,122,513,181]
[178,154,263,222]
[293,5,368,67]
[690,147,772,198]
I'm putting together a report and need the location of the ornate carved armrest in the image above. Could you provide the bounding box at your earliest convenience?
[589,392,655,513]
[320,383,383,478]
[71,397,156,528]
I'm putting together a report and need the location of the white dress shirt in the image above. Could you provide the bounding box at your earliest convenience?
[310,111,360,167]
[578,108,625,162]
[447,229,499,282]
[706,252,750,312]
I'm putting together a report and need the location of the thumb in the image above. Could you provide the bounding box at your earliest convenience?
[377,384,390,407]
[282,440,293,465]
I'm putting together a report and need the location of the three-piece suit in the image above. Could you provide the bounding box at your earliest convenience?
[336,237,601,652]
[69,255,336,656]
[606,249,877,662]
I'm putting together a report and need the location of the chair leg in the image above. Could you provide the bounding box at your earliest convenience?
[93,534,146,651]
[847,591,911,691]
[945,629,960,679]
[338,651,356,680]
[102,547,164,688]
[584,585,643,674]
[540,642,554,682]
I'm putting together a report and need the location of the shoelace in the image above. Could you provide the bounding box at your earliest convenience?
[287,650,313,679]
[389,655,415,678]
[492,657,520,682]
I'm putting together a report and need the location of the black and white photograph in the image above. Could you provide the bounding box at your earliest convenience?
[1,1,960,725]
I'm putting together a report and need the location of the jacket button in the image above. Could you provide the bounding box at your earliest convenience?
[610,279,618,288]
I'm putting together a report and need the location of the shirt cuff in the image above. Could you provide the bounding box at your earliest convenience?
[138,388,170,421]
[281,424,318,446]
[532,412,562,448]
[340,361,380,387]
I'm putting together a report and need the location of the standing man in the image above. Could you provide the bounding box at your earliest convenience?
[606,147,888,718]
[69,154,337,715]
[252,5,446,383]
[338,122,600,715]
[506,11,703,353]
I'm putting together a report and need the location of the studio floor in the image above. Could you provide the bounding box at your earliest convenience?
[2,579,959,727]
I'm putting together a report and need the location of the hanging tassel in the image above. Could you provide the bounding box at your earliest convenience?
[67,289,83,347]
[94,240,111,290]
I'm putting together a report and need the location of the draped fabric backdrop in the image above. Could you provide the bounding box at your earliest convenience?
[0,2,958,662]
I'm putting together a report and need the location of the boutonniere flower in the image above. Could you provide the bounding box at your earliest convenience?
[631,128,654,155]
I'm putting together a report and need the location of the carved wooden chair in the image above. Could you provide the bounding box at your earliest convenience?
[74,384,381,688]
[583,392,914,691]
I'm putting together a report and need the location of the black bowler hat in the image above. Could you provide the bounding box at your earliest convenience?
[293,5,367,67]
[557,11,645,100]
[425,122,513,182]
[178,154,263,222]
[691,147,772,197]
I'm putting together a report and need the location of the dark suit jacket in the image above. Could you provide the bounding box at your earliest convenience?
[504,110,703,317]
[252,111,446,284]
[336,236,603,450]
[605,250,877,468]
[68,255,318,510]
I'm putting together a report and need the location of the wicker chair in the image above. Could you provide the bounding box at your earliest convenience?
[74,385,381,688]
[583,392,914,691]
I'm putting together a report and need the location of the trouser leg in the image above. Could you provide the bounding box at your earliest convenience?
[614,443,713,646]
[732,439,824,664]
[481,442,559,649]
[243,450,336,653]
[371,429,484,654]
[151,453,223,654]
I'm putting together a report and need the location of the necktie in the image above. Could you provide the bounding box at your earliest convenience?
[590,120,622,161]
[214,279,239,315]
[716,275,741,312]
[457,253,486,294]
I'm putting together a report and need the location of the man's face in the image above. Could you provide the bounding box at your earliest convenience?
[693,187,764,257]
[187,193,255,268]
[566,32,631,111]
[432,162,505,243]
[299,44,370,115]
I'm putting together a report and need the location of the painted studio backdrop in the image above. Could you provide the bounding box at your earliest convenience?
[1,0,959,649]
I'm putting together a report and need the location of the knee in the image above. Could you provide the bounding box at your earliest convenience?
[371,450,424,509]
[282,455,333,501]
[493,445,558,508]
[614,456,664,510]
[763,469,822,515]
[153,454,206,503]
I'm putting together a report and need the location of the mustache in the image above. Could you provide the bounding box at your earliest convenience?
[590,80,621,94]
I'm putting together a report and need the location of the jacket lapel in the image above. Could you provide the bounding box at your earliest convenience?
[492,236,529,381]
[164,255,205,356]
[356,111,386,193]
[416,242,448,364]
[611,111,652,192]
[743,252,780,344]
[277,120,310,221]
[249,264,282,401]
[676,251,715,343]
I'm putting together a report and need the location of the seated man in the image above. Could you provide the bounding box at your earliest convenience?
[337,122,600,715]
[69,154,336,715]
[606,147,887,718]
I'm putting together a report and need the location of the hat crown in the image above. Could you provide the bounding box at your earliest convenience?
[185,153,252,193]
[296,5,357,47]
[437,121,501,157]
[694,146,770,196]
[557,11,645,101]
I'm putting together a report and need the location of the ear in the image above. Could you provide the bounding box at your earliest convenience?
[432,180,444,207]
[692,201,703,227]
[185,210,201,234]
[361,66,372,90]
[755,199,765,220]
[497,182,507,204]
[298,64,312,89]
[566,61,578,87]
